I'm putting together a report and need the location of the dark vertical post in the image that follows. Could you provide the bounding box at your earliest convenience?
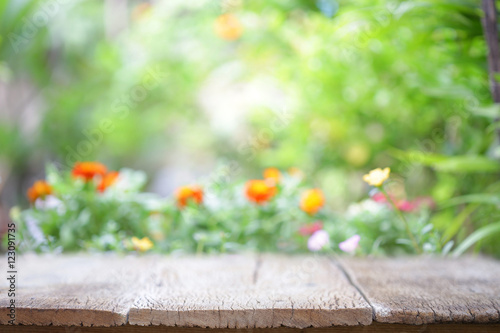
[482,0,500,102]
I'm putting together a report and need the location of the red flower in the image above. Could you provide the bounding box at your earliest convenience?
[176,185,204,208]
[299,221,323,236]
[72,162,107,181]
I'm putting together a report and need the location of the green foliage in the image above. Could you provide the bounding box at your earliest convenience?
[1,0,500,256]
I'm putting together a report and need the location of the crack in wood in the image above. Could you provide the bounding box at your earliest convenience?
[330,257,376,321]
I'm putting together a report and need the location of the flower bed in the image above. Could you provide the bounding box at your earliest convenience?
[7,161,489,256]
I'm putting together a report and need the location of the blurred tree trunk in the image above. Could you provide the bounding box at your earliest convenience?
[482,0,500,146]
[482,0,500,101]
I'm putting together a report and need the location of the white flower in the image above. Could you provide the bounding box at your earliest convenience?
[113,168,147,193]
[339,235,360,253]
[35,195,66,215]
[345,199,384,219]
[25,215,47,246]
[307,230,330,252]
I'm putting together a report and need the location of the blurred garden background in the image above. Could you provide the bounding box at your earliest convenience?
[1,0,500,255]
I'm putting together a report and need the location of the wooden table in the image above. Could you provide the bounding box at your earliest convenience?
[1,254,499,332]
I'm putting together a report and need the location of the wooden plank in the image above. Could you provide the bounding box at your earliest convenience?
[2,323,500,333]
[253,255,372,327]
[129,255,372,328]
[0,254,145,326]
[339,256,500,325]
[128,255,259,328]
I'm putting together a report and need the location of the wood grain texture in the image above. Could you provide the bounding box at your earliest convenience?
[252,255,372,327]
[128,255,372,329]
[0,253,146,326]
[340,256,500,325]
[128,254,259,328]
[3,323,500,333]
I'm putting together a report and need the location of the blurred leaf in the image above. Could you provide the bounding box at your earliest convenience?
[392,150,500,173]
[452,222,500,257]
[440,204,477,244]
[442,240,454,255]
[440,194,500,208]
[470,104,500,118]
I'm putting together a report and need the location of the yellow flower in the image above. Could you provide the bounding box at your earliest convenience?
[363,167,390,187]
[131,236,153,252]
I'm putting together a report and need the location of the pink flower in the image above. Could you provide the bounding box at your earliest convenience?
[371,191,399,204]
[339,235,360,253]
[396,197,435,212]
[371,192,387,203]
[299,221,323,236]
[397,200,416,212]
[371,191,435,213]
[307,230,330,252]
[414,196,436,210]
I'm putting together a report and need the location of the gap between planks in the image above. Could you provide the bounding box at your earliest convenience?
[127,254,372,328]
[338,256,500,325]
[329,257,376,322]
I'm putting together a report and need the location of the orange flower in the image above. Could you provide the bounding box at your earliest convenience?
[263,168,281,185]
[98,171,120,192]
[27,180,53,203]
[132,3,152,21]
[176,185,203,208]
[245,179,276,204]
[288,167,304,179]
[300,189,325,215]
[214,13,243,41]
[72,162,107,181]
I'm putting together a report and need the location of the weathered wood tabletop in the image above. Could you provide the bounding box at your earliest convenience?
[1,254,499,332]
